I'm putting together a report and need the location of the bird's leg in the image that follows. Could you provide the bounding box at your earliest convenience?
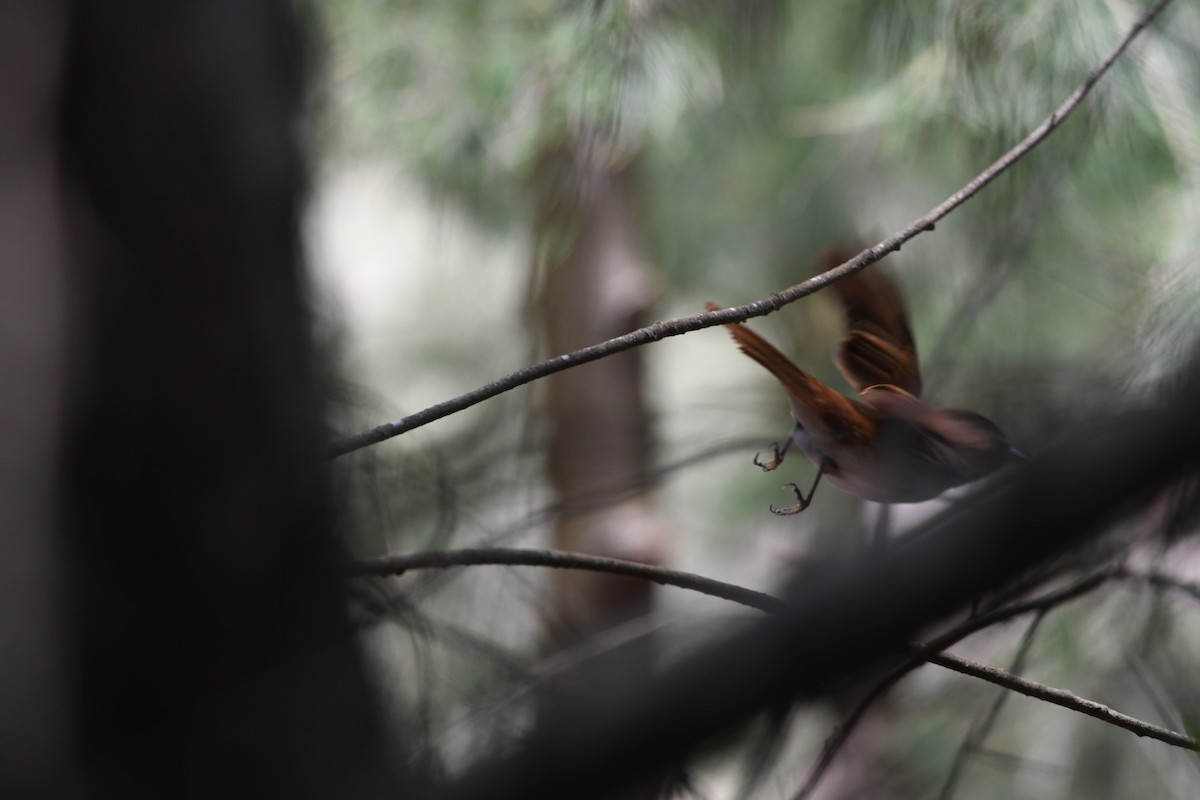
[770,460,827,516]
[753,429,795,472]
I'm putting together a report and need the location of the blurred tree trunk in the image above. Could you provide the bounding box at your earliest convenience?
[0,1,400,796]
[534,143,667,796]
[0,2,73,795]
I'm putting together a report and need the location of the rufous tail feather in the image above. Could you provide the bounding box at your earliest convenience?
[705,302,872,445]
[706,303,814,394]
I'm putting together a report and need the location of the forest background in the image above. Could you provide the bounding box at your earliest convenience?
[308,2,1200,799]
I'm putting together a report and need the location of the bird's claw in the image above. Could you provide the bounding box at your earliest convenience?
[754,442,786,472]
[769,483,810,516]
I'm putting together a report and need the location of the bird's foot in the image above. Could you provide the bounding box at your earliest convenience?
[770,483,811,515]
[754,442,787,472]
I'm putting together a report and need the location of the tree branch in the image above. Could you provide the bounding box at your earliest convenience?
[921,649,1198,752]
[351,546,786,613]
[326,0,1176,459]
[791,560,1200,798]
[353,545,1200,774]
[789,568,1117,799]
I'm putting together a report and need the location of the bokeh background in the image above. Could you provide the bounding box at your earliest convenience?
[305,3,1200,798]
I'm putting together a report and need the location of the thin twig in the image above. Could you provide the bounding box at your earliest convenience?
[353,546,1200,766]
[791,559,1200,798]
[789,569,1118,800]
[372,434,769,607]
[1117,566,1200,605]
[326,0,1176,459]
[920,649,1198,751]
[351,546,787,613]
[358,546,1200,793]
[935,610,1049,800]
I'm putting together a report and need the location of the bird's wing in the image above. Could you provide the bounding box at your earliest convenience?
[816,247,923,397]
[707,303,875,446]
[861,384,1012,483]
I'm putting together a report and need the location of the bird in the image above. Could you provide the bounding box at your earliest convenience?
[708,250,1022,514]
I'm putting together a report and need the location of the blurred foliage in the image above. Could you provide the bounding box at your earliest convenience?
[307,0,1200,797]
[311,0,1200,383]
[311,0,730,227]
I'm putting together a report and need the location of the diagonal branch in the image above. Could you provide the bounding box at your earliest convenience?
[789,569,1117,800]
[790,560,1200,798]
[921,648,1198,751]
[354,546,1200,761]
[326,0,1175,459]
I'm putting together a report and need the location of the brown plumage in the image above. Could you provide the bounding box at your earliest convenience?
[819,246,922,397]
[707,303,875,449]
[708,253,1020,513]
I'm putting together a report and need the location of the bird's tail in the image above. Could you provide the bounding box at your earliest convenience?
[705,303,870,444]
[705,303,814,391]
